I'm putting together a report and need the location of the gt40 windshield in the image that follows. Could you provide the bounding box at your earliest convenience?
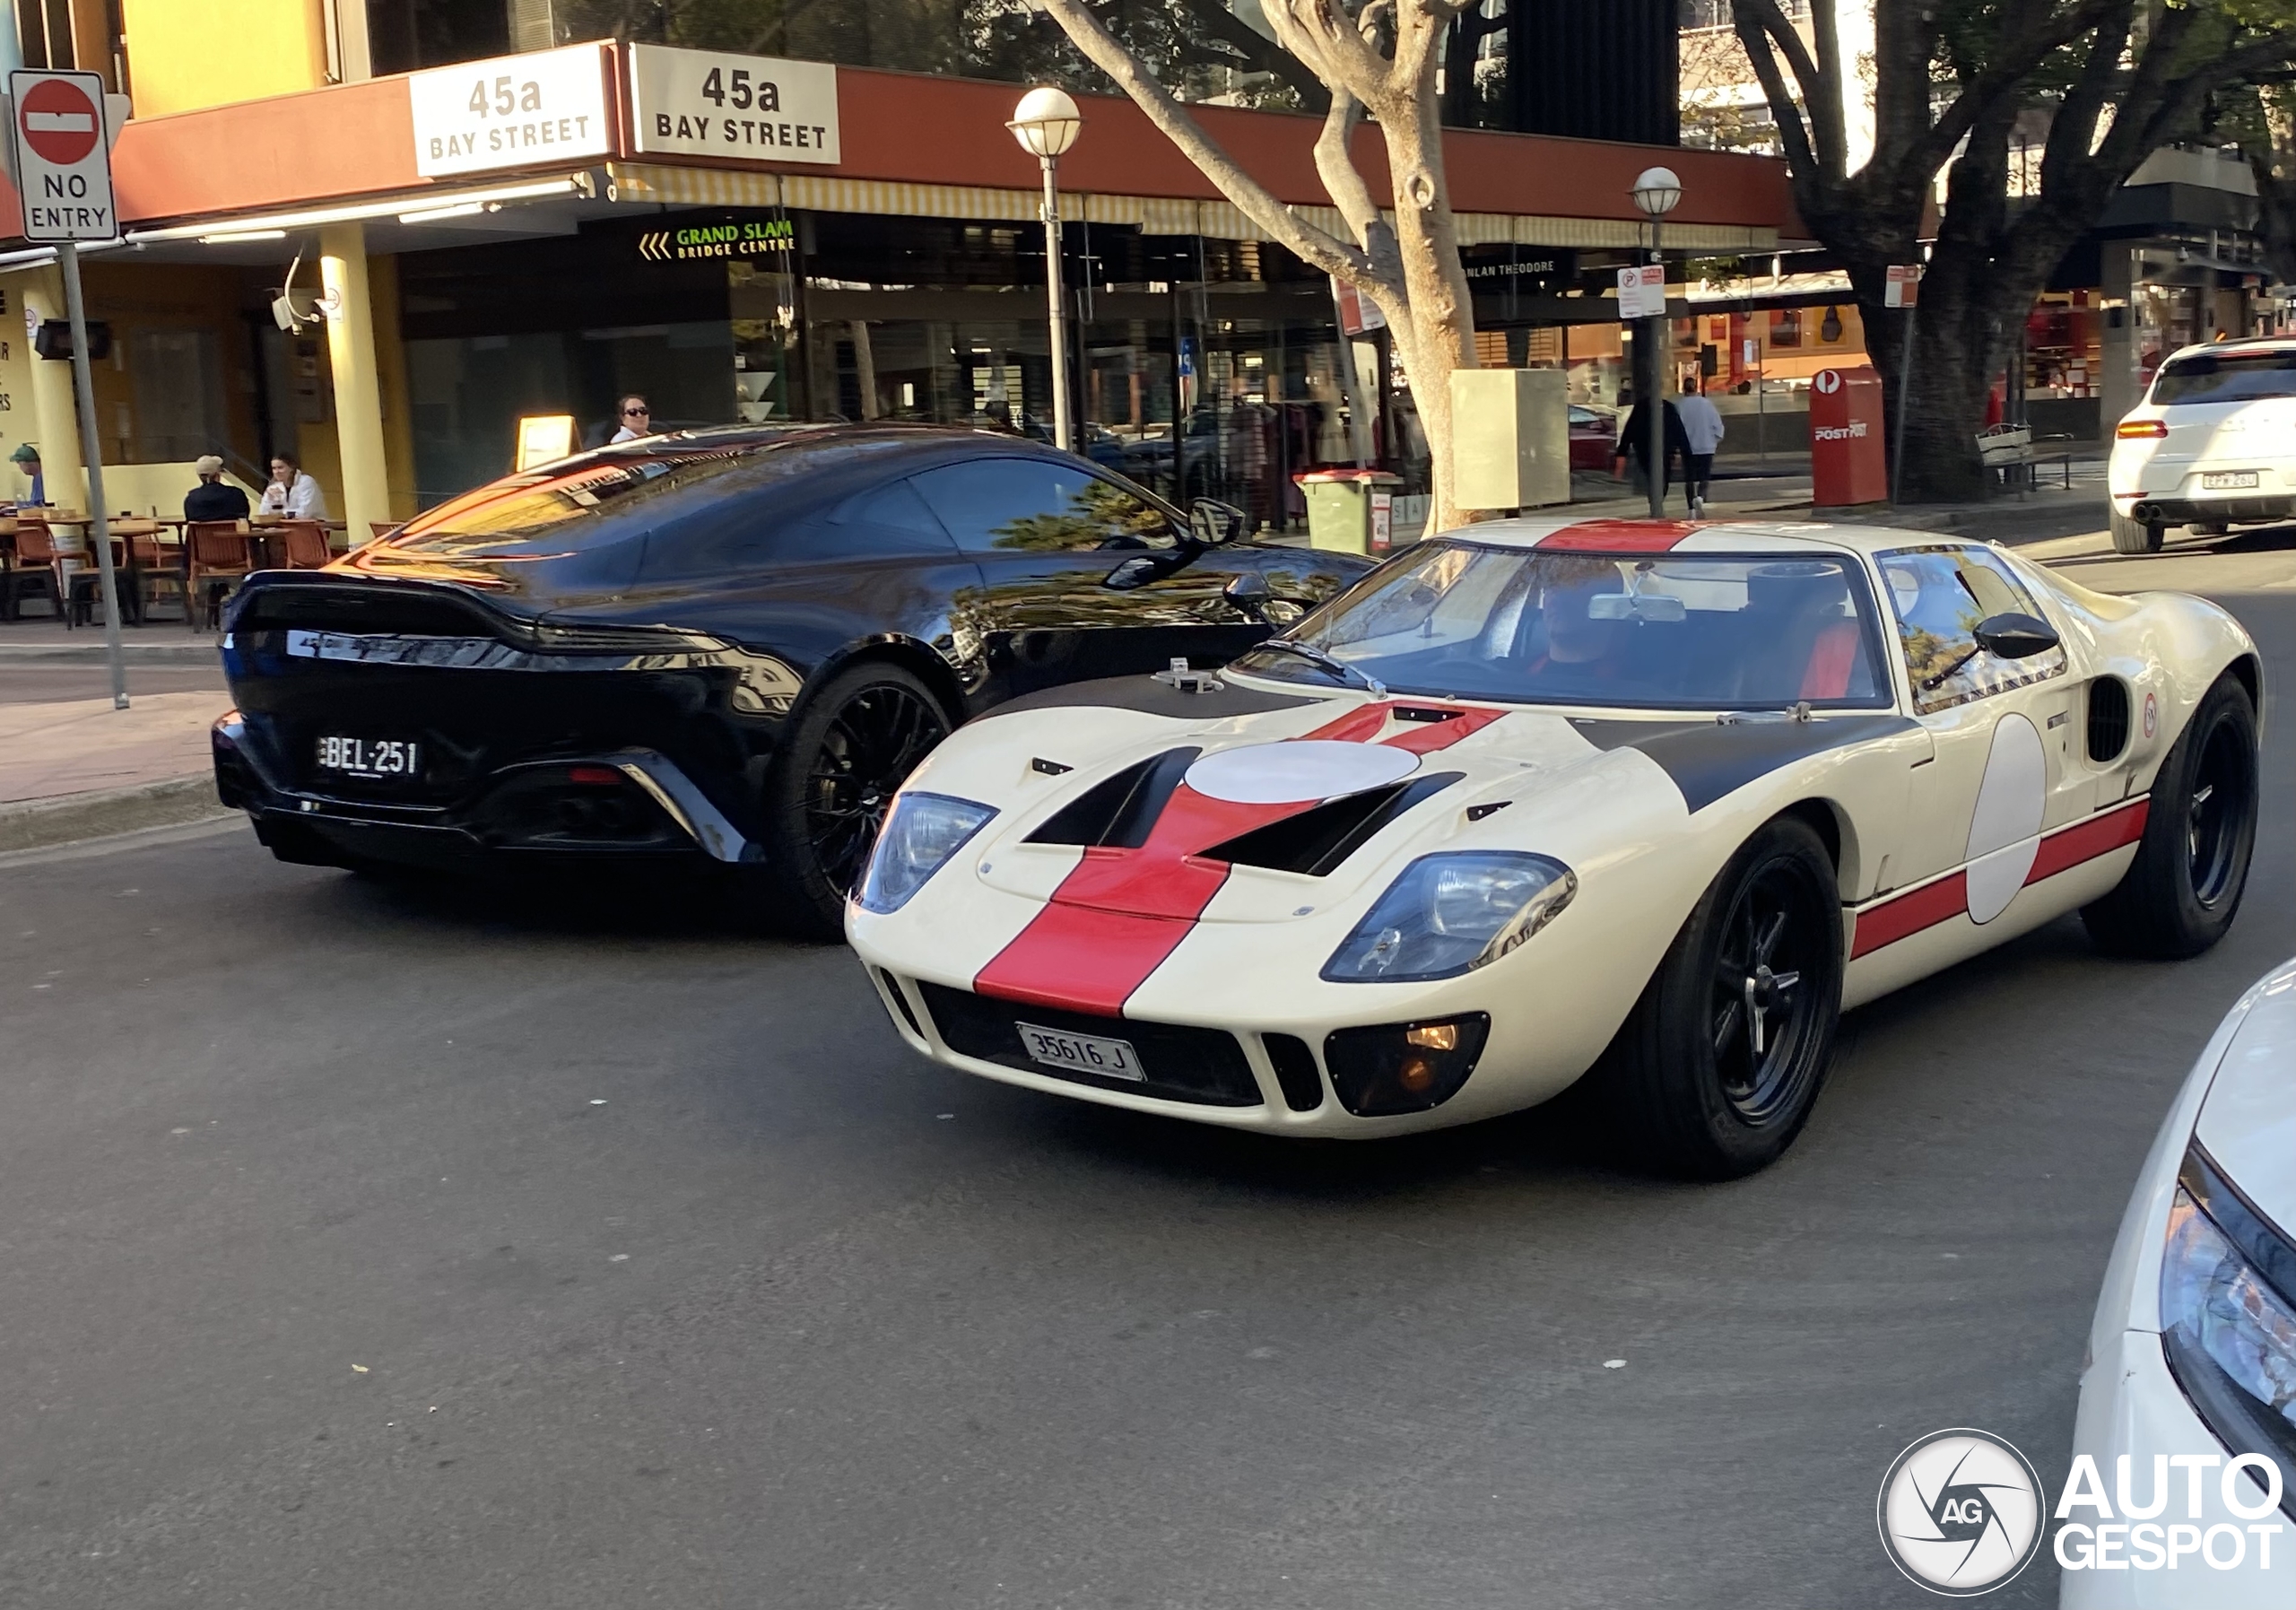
[1230,542,1891,710]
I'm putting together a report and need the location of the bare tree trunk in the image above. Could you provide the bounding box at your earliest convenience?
[1377,90,1478,529]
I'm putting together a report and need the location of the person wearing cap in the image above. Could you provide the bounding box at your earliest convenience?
[10,442,43,509]
[185,454,250,523]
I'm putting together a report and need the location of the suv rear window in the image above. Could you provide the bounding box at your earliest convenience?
[2151,350,2296,407]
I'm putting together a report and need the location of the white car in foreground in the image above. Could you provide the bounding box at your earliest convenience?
[2109,337,2296,554]
[2064,961,2296,1606]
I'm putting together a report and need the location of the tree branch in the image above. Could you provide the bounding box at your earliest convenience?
[1033,0,1393,292]
[1805,0,1848,178]
[1178,0,1331,110]
[1728,0,1825,213]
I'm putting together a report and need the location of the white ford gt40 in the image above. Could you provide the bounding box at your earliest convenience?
[848,517,2261,1177]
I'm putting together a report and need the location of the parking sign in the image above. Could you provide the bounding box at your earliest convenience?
[9,71,116,242]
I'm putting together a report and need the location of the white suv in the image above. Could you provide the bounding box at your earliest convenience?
[2109,338,2296,553]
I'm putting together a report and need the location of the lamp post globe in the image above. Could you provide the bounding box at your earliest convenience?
[1007,86,1083,160]
[1628,167,1683,519]
[1007,87,1085,453]
[1631,165,1683,219]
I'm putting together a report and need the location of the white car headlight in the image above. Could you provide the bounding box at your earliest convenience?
[1322,851,1577,983]
[2159,1147,2296,1518]
[855,792,994,915]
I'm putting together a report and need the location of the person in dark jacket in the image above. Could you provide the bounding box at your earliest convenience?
[184,455,250,523]
[1612,390,1692,513]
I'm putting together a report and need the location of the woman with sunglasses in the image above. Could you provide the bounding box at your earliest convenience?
[610,396,653,442]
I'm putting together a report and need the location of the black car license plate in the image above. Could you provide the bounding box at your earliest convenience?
[315,735,422,779]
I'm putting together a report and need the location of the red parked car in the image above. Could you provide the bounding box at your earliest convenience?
[1569,405,1618,471]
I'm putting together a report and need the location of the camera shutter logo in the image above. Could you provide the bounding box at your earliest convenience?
[1877,1428,2046,1596]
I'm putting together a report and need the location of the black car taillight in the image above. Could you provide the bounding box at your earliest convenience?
[1322,1014,1491,1117]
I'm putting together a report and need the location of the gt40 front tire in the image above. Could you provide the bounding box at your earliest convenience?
[1592,815,1844,1179]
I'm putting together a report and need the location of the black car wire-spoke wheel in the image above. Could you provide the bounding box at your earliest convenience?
[1597,815,1844,1179]
[765,661,952,937]
[804,683,948,896]
[2083,674,2257,959]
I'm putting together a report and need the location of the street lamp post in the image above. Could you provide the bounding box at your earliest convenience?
[1008,87,1083,454]
[1631,166,1683,520]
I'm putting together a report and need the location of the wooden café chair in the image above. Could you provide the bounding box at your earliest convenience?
[185,520,254,631]
[0,517,58,621]
[278,519,332,570]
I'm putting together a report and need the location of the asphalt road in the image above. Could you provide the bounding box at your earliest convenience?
[4,532,2294,1609]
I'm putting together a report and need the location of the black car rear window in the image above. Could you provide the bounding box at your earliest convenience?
[392,433,926,553]
[2152,350,2296,406]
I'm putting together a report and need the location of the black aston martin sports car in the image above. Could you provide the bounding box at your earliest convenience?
[211,424,1370,930]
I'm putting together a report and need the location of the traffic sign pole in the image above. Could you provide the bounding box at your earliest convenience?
[59,240,124,707]
[8,68,126,706]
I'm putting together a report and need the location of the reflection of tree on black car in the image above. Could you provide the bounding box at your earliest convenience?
[211,424,1369,932]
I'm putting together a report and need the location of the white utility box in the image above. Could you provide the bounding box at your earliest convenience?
[1448,367,1570,511]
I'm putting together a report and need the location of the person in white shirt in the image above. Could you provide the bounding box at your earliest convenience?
[257,452,328,520]
[610,395,652,442]
[1675,385,1726,517]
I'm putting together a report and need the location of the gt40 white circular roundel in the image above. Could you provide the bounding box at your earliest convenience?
[1963,712,2047,925]
[1185,741,1420,805]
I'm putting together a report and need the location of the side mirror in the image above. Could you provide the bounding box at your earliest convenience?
[1104,555,1160,590]
[1973,611,2060,660]
[1188,498,1248,547]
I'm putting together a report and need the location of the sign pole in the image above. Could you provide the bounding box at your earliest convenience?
[57,240,124,706]
[1645,221,1665,518]
[1887,264,1918,508]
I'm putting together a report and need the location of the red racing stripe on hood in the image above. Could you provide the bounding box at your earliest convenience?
[1536,519,1701,553]
[971,700,1509,1016]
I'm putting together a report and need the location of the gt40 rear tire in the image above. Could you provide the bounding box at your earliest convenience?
[2082,675,2257,960]
[761,660,953,938]
[2109,509,2165,554]
[1593,816,1844,1179]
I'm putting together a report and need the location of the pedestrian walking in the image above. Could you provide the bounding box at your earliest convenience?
[1613,390,1692,514]
[257,452,328,519]
[184,454,250,522]
[611,395,653,442]
[1675,386,1726,517]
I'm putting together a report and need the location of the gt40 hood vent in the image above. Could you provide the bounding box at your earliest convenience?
[1026,747,1201,849]
[1199,772,1463,875]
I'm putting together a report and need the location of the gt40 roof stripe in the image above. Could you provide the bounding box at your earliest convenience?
[1535,519,1702,553]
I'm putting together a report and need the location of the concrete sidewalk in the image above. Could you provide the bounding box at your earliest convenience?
[0,644,234,850]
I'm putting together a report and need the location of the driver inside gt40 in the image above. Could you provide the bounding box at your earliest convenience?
[1523,558,1645,687]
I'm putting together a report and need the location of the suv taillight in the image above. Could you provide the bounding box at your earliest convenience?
[2117,419,2169,439]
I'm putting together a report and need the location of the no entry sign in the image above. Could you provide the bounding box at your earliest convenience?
[9,70,116,242]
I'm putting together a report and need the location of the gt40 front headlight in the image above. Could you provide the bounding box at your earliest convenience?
[855,792,994,915]
[2159,1147,2296,1519]
[1322,851,1577,983]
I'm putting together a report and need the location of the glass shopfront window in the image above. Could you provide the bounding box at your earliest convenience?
[396,208,1393,527]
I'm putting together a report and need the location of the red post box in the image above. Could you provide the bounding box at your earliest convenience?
[1808,365,1889,507]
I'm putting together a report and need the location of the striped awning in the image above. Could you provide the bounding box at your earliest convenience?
[604,162,1777,252]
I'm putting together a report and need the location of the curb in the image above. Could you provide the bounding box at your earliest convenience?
[0,774,232,854]
[0,642,223,666]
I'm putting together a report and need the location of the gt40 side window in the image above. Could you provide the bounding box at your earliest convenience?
[911,458,1175,553]
[1876,545,2066,714]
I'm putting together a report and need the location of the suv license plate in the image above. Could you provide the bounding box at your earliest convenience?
[316,735,422,779]
[2202,471,2260,490]
[1016,1022,1144,1081]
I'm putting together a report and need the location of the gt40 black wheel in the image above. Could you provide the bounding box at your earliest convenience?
[1594,816,1844,1179]
[762,661,952,936]
[2083,675,2257,960]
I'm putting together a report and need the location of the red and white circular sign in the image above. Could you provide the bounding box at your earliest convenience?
[1813,370,1844,396]
[20,77,100,166]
